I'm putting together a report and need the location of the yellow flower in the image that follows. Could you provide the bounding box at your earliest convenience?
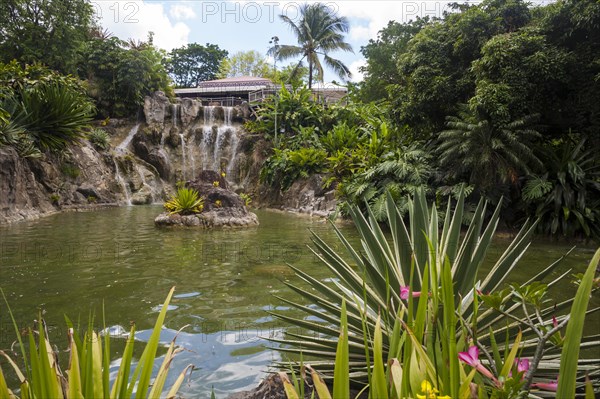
[213,181,220,187]
[221,172,226,177]
[416,380,450,399]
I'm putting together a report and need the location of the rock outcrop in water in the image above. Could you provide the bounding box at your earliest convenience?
[154,170,258,228]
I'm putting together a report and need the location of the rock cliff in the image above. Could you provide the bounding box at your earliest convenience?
[0,91,338,224]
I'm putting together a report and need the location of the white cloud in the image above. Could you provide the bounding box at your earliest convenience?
[349,25,371,41]
[170,4,196,20]
[349,59,366,82]
[95,1,190,51]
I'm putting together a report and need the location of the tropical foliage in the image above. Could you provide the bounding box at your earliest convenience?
[80,35,173,118]
[523,139,600,238]
[254,0,600,239]
[280,247,599,398]
[0,0,94,74]
[164,187,205,215]
[271,190,600,397]
[0,62,94,153]
[438,110,543,201]
[269,2,353,88]
[0,287,192,398]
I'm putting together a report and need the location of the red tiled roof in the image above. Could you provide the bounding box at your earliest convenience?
[198,76,273,88]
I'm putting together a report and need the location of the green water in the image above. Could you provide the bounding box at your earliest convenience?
[0,206,597,397]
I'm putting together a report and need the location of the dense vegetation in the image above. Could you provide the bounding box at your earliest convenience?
[256,0,600,239]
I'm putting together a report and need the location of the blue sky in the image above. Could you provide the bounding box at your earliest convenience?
[94,1,552,83]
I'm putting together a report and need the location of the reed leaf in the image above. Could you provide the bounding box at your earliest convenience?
[556,248,600,397]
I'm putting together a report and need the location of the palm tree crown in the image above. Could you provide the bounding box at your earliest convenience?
[270,3,353,88]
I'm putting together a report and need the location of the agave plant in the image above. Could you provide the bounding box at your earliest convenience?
[19,82,95,151]
[280,248,600,398]
[88,128,111,151]
[270,189,600,396]
[164,187,204,215]
[0,287,192,398]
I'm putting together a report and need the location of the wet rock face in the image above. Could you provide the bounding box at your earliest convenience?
[144,91,170,124]
[180,98,200,125]
[256,174,337,218]
[0,144,120,224]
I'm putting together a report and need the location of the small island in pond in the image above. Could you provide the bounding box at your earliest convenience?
[154,170,258,228]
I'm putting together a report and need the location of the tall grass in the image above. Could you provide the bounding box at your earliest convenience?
[0,287,192,398]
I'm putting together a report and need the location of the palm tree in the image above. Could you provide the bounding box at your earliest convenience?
[438,109,543,197]
[269,3,353,88]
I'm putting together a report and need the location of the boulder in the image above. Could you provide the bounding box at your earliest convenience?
[180,98,201,125]
[144,91,170,124]
[131,186,153,205]
[260,174,337,217]
[132,136,171,180]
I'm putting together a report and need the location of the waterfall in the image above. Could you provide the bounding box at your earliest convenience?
[200,106,215,170]
[195,105,240,180]
[113,159,132,205]
[116,123,140,152]
[226,130,239,178]
[179,133,187,180]
[213,127,227,172]
[224,106,233,126]
[188,138,196,179]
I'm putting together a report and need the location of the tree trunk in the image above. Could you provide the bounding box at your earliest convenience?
[308,58,313,89]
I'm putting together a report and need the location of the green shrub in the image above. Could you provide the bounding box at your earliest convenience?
[61,163,80,179]
[260,147,327,191]
[89,128,110,150]
[164,187,204,215]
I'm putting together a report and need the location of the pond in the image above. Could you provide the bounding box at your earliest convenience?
[0,206,597,398]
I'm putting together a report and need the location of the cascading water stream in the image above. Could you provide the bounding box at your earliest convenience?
[200,106,215,170]
[116,123,140,152]
[113,159,132,205]
[112,124,141,206]
[179,133,187,180]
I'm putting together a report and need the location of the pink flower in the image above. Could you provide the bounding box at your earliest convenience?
[400,286,422,300]
[458,346,481,367]
[510,358,530,380]
[552,315,558,328]
[532,380,558,391]
[458,346,499,385]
